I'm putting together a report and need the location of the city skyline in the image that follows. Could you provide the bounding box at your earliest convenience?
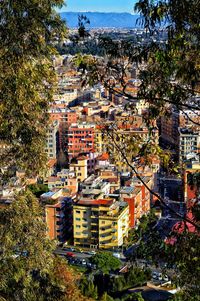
[58,0,137,13]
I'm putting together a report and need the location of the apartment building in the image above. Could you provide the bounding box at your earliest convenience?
[99,168,120,193]
[160,108,200,152]
[47,169,78,193]
[120,176,151,227]
[69,156,88,182]
[178,128,200,162]
[80,175,110,199]
[45,120,59,160]
[44,196,73,242]
[66,123,95,158]
[73,199,129,249]
[183,161,200,203]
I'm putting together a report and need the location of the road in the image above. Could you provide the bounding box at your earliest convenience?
[54,247,92,259]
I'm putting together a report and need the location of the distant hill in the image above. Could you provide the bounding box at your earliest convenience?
[60,12,140,28]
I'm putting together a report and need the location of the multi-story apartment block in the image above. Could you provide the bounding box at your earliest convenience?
[120,176,151,227]
[183,160,200,203]
[178,128,200,162]
[94,128,104,153]
[44,196,73,242]
[45,120,59,160]
[47,169,78,193]
[73,198,129,249]
[69,156,88,182]
[160,107,200,159]
[99,169,120,194]
[80,175,110,199]
[66,123,95,158]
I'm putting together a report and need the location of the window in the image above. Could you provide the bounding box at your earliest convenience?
[76,225,81,228]
[101,221,105,224]
[76,210,80,214]
[75,232,81,235]
[76,218,81,221]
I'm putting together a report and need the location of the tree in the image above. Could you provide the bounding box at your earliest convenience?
[80,278,98,299]
[28,183,49,198]
[0,0,66,177]
[90,252,121,274]
[0,190,87,301]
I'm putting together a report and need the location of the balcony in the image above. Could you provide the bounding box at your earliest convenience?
[100,225,112,231]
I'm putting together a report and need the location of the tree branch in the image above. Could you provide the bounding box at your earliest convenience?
[106,130,200,230]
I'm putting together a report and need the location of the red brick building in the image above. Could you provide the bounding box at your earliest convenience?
[66,123,95,158]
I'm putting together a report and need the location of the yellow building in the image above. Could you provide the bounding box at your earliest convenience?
[69,156,88,182]
[94,128,104,153]
[73,199,129,249]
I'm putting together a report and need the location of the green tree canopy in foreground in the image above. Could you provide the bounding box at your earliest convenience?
[0,0,66,177]
[0,190,88,301]
[90,252,121,274]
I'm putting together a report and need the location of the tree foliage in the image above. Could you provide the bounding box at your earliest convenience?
[0,0,66,177]
[90,252,121,274]
[28,183,49,198]
[0,191,87,301]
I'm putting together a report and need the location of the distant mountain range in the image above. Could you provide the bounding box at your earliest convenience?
[60,12,140,28]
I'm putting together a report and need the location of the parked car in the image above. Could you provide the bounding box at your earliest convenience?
[87,250,96,256]
[113,252,121,259]
[158,273,163,281]
[76,248,83,253]
[68,247,75,252]
[81,259,87,266]
[66,252,75,258]
[162,275,169,282]
[152,272,158,279]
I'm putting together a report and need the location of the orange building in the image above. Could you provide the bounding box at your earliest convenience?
[44,196,73,242]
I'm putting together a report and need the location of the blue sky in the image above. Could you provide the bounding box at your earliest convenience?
[58,0,137,13]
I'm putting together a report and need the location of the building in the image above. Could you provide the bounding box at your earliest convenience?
[183,160,200,203]
[66,123,95,158]
[160,107,200,161]
[44,196,73,242]
[73,198,129,249]
[47,169,78,193]
[69,156,88,182]
[45,120,59,159]
[178,128,200,163]
[80,175,110,199]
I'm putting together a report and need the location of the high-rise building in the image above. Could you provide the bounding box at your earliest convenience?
[45,120,59,160]
[73,199,129,249]
[66,123,95,158]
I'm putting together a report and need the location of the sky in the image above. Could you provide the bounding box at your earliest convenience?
[58,0,137,13]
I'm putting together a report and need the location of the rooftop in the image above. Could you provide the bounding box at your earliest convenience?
[75,198,114,206]
[120,186,135,194]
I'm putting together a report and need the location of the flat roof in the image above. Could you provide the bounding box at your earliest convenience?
[75,199,113,206]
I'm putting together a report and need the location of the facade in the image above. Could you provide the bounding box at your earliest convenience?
[183,161,200,203]
[73,199,129,249]
[47,169,78,193]
[45,120,59,159]
[178,128,200,162]
[160,108,200,161]
[80,175,110,199]
[69,156,88,182]
[44,196,73,242]
[66,123,95,158]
